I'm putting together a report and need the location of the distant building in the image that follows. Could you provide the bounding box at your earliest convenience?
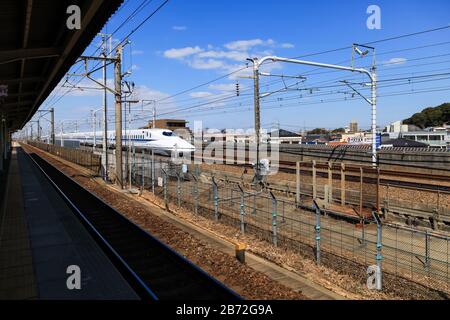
[401,131,448,149]
[381,138,429,148]
[144,119,188,130]
[200,128,302,145]
[349,120,358,133]
[268,129,302,144]
[141,119,192,141]
[340,132,372,145]
[384,120,421,139]
[382,120,449,149]
[302,134,329,145]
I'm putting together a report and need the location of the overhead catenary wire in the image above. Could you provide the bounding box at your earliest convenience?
[40,0,169,111]
[34,24,450,132]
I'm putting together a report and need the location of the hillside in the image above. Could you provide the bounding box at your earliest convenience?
[403,103,450,129]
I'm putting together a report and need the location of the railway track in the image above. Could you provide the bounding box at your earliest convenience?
[194,156,450,192]
[276,161,450,193]
[79,143,449,191]
[27,151,240,301]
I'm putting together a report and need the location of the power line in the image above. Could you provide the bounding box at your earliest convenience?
[41,0,169,111]
[157,39,450,113]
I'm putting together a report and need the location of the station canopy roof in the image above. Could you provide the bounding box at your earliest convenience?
[0,0,123,131]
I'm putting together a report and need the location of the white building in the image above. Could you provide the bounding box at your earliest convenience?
[401,130,449,149]
[200,128,302,144]
[385,120,410,134]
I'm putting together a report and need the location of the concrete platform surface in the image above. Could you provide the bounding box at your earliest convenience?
[0,147,139,300]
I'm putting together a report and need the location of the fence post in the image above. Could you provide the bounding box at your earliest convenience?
[269,192,278,247]
[238,185,245,234]
[151,148,155,193]
[162,169,168,209]
[376,167,381,213]
[141,150,145,191]
[361,217,366,245]
[360,167,363,216]
[340,163,345,206]
[212,177,219,221]
[313,200,321,265]
[192,174,198,214]
[296,161,301,206]
[328,162,333,203]
[372,211,383,290]
[176,172,181,207]
[132,145,136,185]
[312,160,317,200]
[425,230,430,270]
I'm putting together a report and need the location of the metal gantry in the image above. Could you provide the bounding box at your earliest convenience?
[247,50,378,176]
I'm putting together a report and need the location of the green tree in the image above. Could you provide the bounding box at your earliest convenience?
[308,128,329,134]
[403,103,450,128]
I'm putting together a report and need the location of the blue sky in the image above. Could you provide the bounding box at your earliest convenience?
[39,0,450,133]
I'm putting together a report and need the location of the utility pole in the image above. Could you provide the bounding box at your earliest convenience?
[248,58,261,179]
[371,69,377,165]
[37,118,41,141]
[66,35,129,186]
[99,33,110,182]
[115,44,123,188]
[50,108,55,145]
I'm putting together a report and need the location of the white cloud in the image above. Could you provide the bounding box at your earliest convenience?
[384,57,407,66]
[197,50,248,62]
[163,46,203,59]
[161,38,290,78]
[189,58,226,70]
[172,25,187,31]
[224,39,274,51]
[132,85,171,101]
[281,43,295,49]
[131,50,144,55]
[189,91,213,98]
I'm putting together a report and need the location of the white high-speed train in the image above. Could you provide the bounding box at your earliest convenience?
[59,128,195,155]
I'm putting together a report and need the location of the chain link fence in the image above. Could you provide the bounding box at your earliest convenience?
[27,141,101,174]
[134,158,449,296]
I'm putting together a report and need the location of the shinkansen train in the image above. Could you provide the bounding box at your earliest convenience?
[58,128,196,156]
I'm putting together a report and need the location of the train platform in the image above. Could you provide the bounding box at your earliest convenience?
[0,145,139,300]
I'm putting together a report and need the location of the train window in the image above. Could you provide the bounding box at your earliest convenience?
[162,131,174,137]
